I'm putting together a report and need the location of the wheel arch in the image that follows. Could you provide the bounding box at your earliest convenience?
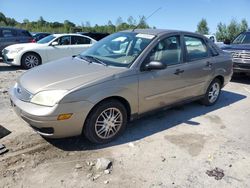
[21,51,42,65]
[213,75,224,86]
[82,96,132,135]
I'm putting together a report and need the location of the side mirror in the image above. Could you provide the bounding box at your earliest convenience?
[143,61,167,71]
[51,41,59,46]
[223,39,231,45]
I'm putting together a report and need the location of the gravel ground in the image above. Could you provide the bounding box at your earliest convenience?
[0,62,250,188]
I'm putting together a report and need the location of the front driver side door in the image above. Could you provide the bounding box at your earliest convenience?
[138,35,189,114]
[47,36,73,62]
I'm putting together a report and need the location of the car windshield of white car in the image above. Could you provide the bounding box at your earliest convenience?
[37,35,55,44]
[80,32,155,67]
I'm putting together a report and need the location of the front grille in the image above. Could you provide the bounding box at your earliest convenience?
[233,63,250,69]
[15,83,33,102]
[232,51,250,60]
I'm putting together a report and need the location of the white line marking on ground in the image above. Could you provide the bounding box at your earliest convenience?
[243,87,250,94]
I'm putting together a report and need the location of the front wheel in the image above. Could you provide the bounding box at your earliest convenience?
[21,53,41,69]
[201,78,222,106]
[83,99,127,144]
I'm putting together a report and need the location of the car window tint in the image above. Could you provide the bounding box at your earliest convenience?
[149,36,182,66]
[184,36,208,61]
[18,30,31,37]
[2,29,15,37]
[57,36,71,45]
[71,36,91,45]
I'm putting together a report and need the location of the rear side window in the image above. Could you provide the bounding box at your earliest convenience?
[1,29,17,37]
[184,36,209,61]
[71,36,91,45]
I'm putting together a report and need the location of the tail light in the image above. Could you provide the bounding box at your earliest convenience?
[30,39,36,43]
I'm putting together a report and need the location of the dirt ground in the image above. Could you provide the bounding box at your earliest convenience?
[0,62,250,188]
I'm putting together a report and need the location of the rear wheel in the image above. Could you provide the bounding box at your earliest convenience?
[83,99,127,144]
[21,53,41,69]
[201,78,221,106]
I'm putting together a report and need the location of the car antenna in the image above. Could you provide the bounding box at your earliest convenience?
[132,7,162,32]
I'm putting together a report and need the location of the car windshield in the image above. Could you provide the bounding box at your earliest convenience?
[80,32,155,67]
[37,35,55,44]
[232,33,250,44]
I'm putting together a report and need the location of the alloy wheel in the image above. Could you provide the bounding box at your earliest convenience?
[94,107,123,139]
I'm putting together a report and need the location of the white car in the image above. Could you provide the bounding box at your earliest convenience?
[2,34,96,69]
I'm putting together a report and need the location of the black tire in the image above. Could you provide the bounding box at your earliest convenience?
[21,52,41,69]
[83,99,127,144]
[201,78,222,106]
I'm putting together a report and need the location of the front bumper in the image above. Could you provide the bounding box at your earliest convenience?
[9,87,94,138]
[2,50,21,66]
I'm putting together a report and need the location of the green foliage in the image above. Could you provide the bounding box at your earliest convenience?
[196,18,209,35]
[216,22,228,41]
[0,12,150,33]
[216,19,249,42]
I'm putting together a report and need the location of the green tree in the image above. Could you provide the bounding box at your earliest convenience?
[116,17,123,26]
[196,18,209,34]
[227,19,240,41]
[0,12,7,25]
[127,16,136,26]
[216,22,228,41]
[240,19,248,33]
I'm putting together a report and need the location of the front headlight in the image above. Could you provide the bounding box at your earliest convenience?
[30,90,67,107]
[9,47,24,54]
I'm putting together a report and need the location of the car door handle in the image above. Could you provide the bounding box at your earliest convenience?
[206,61,213,67]
[174,69,184,75]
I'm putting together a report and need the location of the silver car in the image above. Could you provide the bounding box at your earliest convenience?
[9,29,233,143]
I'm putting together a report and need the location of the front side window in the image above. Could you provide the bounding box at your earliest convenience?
[148,36,182,66]
[80,32,155,67]
[184,36,208,61]
[57,36,71,45]
[71,36,91,45]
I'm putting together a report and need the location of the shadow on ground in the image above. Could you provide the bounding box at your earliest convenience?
[46,90,246,151]
[0,63,22,72]
[231,74,250,85]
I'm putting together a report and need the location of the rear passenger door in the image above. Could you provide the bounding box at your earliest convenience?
[180,35,214,98]
[70,36,93,55]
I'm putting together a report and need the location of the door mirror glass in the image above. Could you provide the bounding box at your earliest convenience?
[51,41,59,46]
[144,61,166,71]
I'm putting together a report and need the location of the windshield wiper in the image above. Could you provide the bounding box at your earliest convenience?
[84,55,107,66]
[76,55,107,66]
